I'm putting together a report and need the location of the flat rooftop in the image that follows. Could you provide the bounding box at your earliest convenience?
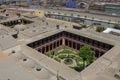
[0,52,37,80]
[0,8,119,80]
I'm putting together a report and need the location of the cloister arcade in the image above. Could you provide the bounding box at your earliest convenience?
[27,31,113,58]
[1,19,33,27]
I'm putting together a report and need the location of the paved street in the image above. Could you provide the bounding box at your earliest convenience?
[46,9,120,28]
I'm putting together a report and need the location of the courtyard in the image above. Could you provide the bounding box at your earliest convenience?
[44,45,95,72]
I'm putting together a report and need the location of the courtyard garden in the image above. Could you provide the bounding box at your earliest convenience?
[45,45,95,72]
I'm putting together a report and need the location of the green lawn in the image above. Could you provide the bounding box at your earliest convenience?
[45,48,92,72]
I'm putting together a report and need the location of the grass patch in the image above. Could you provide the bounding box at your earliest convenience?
[54,57,61,62]
[45,50,55,58]
[57,49,74,54]
[44,48,93,72]
[58,54,67,59]
[76,57,83,67]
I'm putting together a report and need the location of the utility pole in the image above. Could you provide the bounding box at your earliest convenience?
[57,70,60,80]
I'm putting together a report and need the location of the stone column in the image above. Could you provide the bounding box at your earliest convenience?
[44,46,46,53]
[48,44,50,51]
[62,38,65,46]
[45,46,48,52]
[55,41,57,48]
[50,43,53,50]
[42,47,44,53]
[68,40,70,47]
[38,48,42,52]
[58,40,60,47]
[71,41,73,48]
[75,42,77,50]
[98,52,101,58]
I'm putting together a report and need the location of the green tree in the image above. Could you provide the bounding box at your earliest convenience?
[78,45,95,68]
[47,11,51,14]
[71,14,73,17]
[114,24,120,30]
[64,13,67,16]
[58,12,61,15]
[96,26,105,32]
[51,51,55,56]
[92,17,94,21]
[84,16,87,19]
[81,24,87,28]
[77,15,80,17]
[118,21,120,24]
[87,50,94,64]
[108,20,111,23]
